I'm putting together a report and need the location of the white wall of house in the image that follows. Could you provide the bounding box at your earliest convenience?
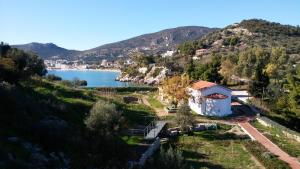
[188,85,232,116]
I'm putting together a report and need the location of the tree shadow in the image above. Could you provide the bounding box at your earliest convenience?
[194,131,245,141]
[182,149,208,159]
[182,149,227,169]
[186,160,227,169]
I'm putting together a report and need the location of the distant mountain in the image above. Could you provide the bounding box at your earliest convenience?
[81,26,218,58]
[13,26,218,60]
[12,42,80,60]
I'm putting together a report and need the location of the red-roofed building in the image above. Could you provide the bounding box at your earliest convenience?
[191,80,217,90]
[188,80,232,116]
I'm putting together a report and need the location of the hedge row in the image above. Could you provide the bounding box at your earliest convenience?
[244,141,290,169]
[91,86,158,92]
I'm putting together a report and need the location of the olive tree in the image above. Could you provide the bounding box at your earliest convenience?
[85,100,123,136]
[175,103,195,132]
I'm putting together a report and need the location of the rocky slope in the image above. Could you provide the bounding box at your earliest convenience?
[118,19,300,85]
[117,66,170,85]
[190,19,300,58]
[81,26,218,58]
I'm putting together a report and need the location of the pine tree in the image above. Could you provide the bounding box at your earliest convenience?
[248,69,270,97]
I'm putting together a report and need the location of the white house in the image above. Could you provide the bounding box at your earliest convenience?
[188,80,232,116]
[162,50,174,58]
[101,59,108,67]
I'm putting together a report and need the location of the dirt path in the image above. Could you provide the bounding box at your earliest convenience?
[141,96,168,117]
[239,122,300,169]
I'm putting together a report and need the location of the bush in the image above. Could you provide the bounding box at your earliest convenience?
[60,80,73,87]
[59,78,88,87]
[84,100,123,136]
[0,43,46,84]
[144,147,186,169]
[94,86,158,92]
[175,103,195,133]
[73,78,87,86]
[152,67,163,77]
[46,74,62,81]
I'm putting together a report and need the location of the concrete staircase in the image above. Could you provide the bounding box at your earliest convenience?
[144,121,166,140]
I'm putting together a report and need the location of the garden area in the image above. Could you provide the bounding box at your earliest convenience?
[175,125,264,169]
[251,120,300,161]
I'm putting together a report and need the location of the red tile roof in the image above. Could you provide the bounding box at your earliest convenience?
[191,80,217,90]
[205,93,228,99]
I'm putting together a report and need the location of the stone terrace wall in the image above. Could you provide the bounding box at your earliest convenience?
[257,116,300,143]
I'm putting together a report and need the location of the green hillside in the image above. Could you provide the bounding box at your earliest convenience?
[176,19,300,131]
[0,43,158,168]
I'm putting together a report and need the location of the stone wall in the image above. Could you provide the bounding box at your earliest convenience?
[257,116,300,143]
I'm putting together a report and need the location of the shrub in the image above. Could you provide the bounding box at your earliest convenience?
[152,67,163,77]
[0,43,46,84]
[84,100,123,136]
[144,147,186,169]
[72,78,87,86]
[94,86,158,92]
[60,80,73,87]
[46,74,62,81]
[175,103,195,133]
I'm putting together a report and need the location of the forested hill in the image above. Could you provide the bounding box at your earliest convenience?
[176,19,300,131]
[178,19,300,57]
[12,42,80,60]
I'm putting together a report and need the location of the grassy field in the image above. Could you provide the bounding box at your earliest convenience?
[251,120,300,160]
[147,92,165,109]
[121,135,144,145]
[177,126,262,169]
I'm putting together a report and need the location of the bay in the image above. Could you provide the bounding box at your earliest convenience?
[47,70,127,87]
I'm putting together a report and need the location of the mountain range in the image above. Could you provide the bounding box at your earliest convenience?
[12,26,218,61]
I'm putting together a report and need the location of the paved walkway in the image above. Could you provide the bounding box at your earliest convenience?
[239,122,300,169]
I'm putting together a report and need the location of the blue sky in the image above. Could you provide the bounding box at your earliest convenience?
[0,0,299,50]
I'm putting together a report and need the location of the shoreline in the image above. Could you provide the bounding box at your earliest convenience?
[47,68,121,72]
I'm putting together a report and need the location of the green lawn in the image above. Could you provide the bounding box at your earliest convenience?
[251,120,300,160]
[123,103,156,126]
[121,135,144,145]
[148,93,164,109]
[177,127,262,169]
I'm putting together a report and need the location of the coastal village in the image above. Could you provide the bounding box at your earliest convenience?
[42,47,300,168]
[1,2,300,167]
[44,59,121,70]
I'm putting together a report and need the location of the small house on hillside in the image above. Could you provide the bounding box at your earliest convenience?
[188,80,232,116]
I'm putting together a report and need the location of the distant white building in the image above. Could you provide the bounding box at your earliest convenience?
[138,67,148,74]
[125,59,134,65]
[162,50,174,58]
[101,59,108,67]
[188,80,232,116]
[231,90,252,103]
[195,49,209,56]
